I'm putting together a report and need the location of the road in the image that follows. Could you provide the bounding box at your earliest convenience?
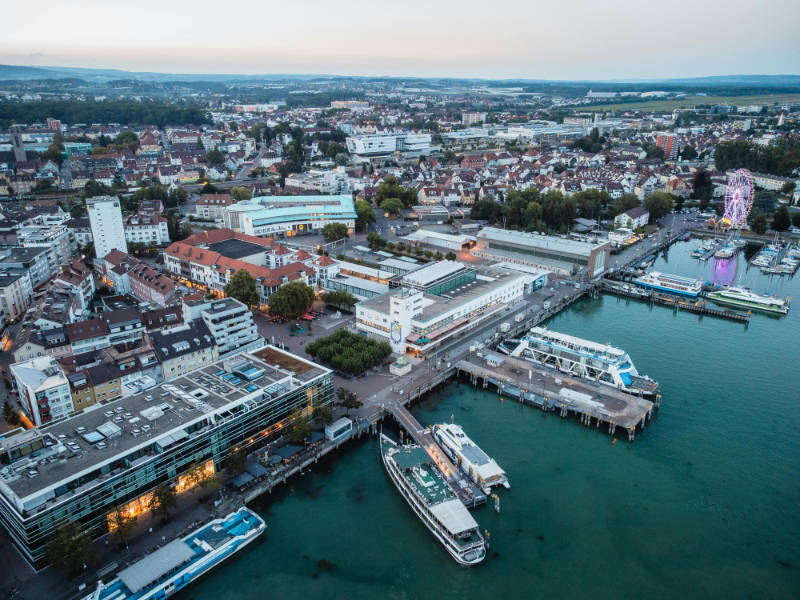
[234,145,266,180]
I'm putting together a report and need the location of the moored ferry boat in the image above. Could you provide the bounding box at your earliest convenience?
[432,423,509,494]
[498,326,659,397]
[380,434,486,566]
[633,271,703,297]
[706,287,790,315]
[85,507,266,600]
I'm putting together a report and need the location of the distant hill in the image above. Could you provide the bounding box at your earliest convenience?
[0,64,798,87]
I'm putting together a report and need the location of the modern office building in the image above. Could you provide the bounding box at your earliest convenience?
[10,356,73,426]
[87,196,128,260]
[356,262,528,355]
[0,347,334,567]
[472,227,610,277]
[225,195,357,238]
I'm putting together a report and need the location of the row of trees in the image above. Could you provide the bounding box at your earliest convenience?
[714,139,800,177]
[306,330,392,376]
[0,100,211,129]
[374,176,418,208]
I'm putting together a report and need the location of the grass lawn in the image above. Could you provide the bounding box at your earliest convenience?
[577,93,800,113]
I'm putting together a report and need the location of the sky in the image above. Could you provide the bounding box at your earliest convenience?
[2,0,799,80]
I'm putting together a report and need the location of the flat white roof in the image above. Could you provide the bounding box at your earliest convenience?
[478,227,607,257]
[404,229,475,244]
[118,539,194,593]
[401,261,466,287]
[430,498,478,535]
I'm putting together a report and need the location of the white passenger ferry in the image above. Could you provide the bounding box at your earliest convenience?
[633,271,703,297]
[498,326,659,397]
[85,507,265,600]
[432,423,509,495]
[380,434,486,566]
[706,287,790,315]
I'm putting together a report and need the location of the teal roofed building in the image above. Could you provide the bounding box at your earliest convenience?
[223,194,357,238]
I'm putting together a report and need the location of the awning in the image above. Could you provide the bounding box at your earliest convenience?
[118,539,194,593]
[231,472,255,487]
[430,499,478,536]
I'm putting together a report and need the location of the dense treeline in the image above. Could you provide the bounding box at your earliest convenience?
[306,330,392,376]
[0,100,211,128]
[714,139,800,177]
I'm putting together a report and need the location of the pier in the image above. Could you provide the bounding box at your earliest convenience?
[599,279,750,323]
[456,353,657,442]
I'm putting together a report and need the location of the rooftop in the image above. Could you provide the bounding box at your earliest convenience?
[477,227,608,257]
[0,347,330,503]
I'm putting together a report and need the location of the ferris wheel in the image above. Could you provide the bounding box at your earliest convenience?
[721,169,754,229]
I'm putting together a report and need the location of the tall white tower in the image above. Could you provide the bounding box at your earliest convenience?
[87,195,128,259]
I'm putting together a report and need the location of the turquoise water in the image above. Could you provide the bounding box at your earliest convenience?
[188,240,800,599]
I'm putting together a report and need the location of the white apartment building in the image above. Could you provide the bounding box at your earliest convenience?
[183,297,263,358]
[10,356,73,426]
[124,214,171,245]
[87,195,128,260]
[0,272,33,323]
[16,224,74,272]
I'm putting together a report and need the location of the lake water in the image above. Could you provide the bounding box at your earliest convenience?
[188,239,800,599]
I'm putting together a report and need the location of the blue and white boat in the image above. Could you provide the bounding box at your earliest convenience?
[85,507,266,600]
[498,327,659,397]
[633,271,703,297]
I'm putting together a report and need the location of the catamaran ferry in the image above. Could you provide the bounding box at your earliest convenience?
[498,327,659,397]
[432,423,509,495]
[706,287,790,315]
[84,507,265,600]
[380,434,486,566]
[633,271,703,297]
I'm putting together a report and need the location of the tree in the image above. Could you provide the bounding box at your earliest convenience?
[792,212,800,228]
[44,521,98,576]
[107,508,137,546]
[680,145,698,161]
[781,181,795,196]
[609,193,641,218]
[692,169,713,203]
[750,213,768,234]
[355,199,375,231]
[375,176,417,208]
[268,281,314,319]
[379,197,405,216]
[285,408,311,443]
[306,330,391,376]
[224,269,258,307]
[223,449,247,475]
[230,186,252,201]
[752,190,777,217]
[148,484,176,520]
[367,231,386,250]
[40,144,63,165]
[206,149,225,165]
[644,192,674,222]
[337,387,363,409]
[445,251,456,261]
[322,222,349,242]
[322,289,357,311]
[313,404,333,425]
[772,205,791,231]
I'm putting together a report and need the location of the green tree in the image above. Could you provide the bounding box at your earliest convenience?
[108,508,137,546]
[644,192,674,222]
[223,449,247,475]
[230,186,252,201]
[268,281,314,319]
[792,212,800,228]
[680,145,698,161]
[313,404,333,424]
[337,387,363,409]
[445,251,456,260]
[781,181,795,196]
[286,408,311,443]
[206,149,225,165]
[322,289,357,311]
[322,222,349,242]
[749,213,768,234]
[379,197,405,216]
[772,205,791,231]
[148,484,176,520]
[224,269,258,307]
[355,199,375,231]
[692,169,713,203]
[40,144,63,165]
[367,231,386,249]
[44,521,98,576]
[375,176,417,208]
[609,193,641,218]
[752,190,777,217]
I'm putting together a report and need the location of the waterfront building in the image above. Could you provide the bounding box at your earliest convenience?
[0,346,334,567]
[356,262,527,355]
[472,227,610,278]
[87,196,128,260]
[613,206,650,230]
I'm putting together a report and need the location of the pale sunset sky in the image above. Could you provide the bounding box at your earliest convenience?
[2,0,798,79]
